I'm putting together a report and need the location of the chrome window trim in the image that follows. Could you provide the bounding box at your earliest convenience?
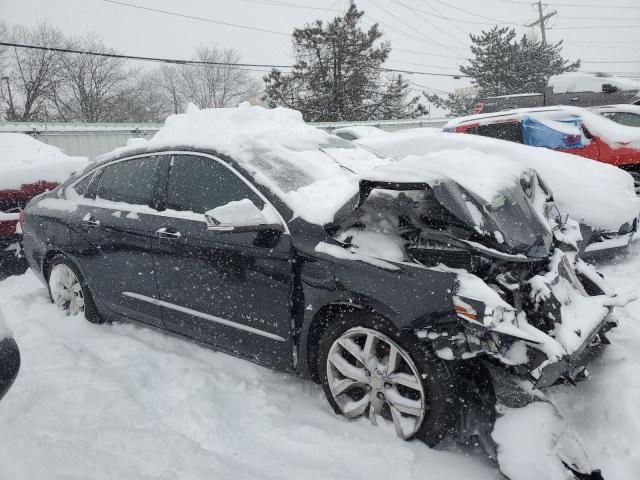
[122,292,287,342]
[67,150,290,235]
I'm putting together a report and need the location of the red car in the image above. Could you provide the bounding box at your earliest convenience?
[0,133,87,275]
[444,106,640,191]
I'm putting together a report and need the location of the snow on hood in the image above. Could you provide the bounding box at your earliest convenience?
[359,128,640,231]
[0,133,88,191]
[99,103,386,225]
[549,72,640,94]
[363,149,525,205]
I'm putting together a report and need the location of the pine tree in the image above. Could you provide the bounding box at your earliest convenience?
[426,26,580,116]
[461,26,580,97]
[263,4,424,122]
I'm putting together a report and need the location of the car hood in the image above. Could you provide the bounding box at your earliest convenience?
[359,160,555,258]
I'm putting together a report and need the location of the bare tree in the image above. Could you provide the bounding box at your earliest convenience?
[109,69,174,123]
[179,46,261,109]
[1,23,65,121]
[52,35,128,122]
[160,65,183,115]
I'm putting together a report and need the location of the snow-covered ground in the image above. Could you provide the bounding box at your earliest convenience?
[0,244,638,479]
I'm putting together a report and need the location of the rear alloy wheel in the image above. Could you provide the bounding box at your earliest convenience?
[48,256,102,323]
[326,327,426,439]
[49,263,85,315]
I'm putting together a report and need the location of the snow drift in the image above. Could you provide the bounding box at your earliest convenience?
[0,133,88,190]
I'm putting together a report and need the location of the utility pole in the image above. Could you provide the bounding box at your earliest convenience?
[1,76,16,121]
[526,1,557,44]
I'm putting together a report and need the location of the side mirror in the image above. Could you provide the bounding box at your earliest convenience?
[204,199,283,233]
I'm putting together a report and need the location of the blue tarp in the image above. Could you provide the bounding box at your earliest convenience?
[522,115,586,149]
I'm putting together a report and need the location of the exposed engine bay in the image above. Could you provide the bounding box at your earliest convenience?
[331,170,630,389]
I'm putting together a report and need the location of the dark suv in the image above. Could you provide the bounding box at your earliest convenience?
[21,114,622,478]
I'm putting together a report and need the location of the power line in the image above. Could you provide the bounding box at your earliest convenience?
[392,0,534,26]
[430,0,525,24]
[497,0,640,9]
[558,15,640,20]
[366,0,465,57]
[392,47,466,60]
[0,41,293,70]
[392,1,469,48]
[364,14,467,59]
[418,0,467,35]
[548,2,640,10]
[0,41,468,78]
[409,81,451,95]
[237,0,340,11]
[554,24,640,29]
[98,0,291,36]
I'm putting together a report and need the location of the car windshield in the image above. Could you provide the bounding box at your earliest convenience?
[244,138,358,193]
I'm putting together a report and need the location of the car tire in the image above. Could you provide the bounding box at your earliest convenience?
[47,255,103,324]
[317,310,457,447]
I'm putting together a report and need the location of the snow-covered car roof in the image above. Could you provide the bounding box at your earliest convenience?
[0,133,88,191]
[97,104,388,225]
[358,128,640,232]
[590,104,640,115]
[444,105,640,149]
[548,72,640,94]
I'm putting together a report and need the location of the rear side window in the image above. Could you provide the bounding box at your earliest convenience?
[605,112,640,127]
[166,154,263,214]
[96,156,160,205]
[466,122,524,143]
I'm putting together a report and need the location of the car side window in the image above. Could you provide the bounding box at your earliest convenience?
[472,122,524,143]
[166,154,264,214]
[614,112,640,127]
[96,156,160,205]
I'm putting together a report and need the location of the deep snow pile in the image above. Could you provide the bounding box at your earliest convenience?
[0,133,88,190]
[0,272,497,480]
[0,247,639,478]
[98,104,386,225]
[359,128,640,231]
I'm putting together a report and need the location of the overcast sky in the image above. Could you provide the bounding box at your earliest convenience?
[1,0,639,101]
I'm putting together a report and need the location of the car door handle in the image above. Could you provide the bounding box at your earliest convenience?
[81,215,100,229]
[155,227,182,240]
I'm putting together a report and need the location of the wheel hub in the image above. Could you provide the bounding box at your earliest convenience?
[49,264,85,316]
[370,374,384,391]
[326,327,426,439]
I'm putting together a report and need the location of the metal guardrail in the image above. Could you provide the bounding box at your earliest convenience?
[0,117,448,160]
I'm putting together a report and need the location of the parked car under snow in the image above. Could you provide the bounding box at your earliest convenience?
[21,104,630,479]
[356,127,640,257]
[0,309,20,402]
[0,133,87,276]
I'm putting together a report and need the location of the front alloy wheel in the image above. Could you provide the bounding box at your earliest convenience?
[49,263,85,315]
[326,327,426,439]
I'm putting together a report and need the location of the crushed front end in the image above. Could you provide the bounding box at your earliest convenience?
[422,247,626,390]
